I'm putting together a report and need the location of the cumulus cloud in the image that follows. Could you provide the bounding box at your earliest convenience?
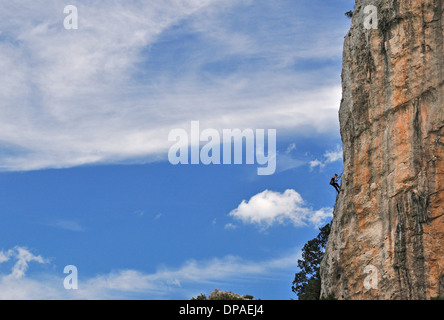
[229,189,332,229]
[0,0,343,171]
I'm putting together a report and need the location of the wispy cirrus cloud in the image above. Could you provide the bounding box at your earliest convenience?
[0,247,49,280]
[0,245,300,299]
[309,144,343,171]
[46,220,86,232]
[0,0,345,171]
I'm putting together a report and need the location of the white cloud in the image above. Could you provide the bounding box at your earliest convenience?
[309,159,324,170]
[0,0,343,172]
[0,250,12,264]
[153,213,162,220]
[324,148,343,163]
[285,143,296,154]
[224,223,237,230]
[0,245,300,299]
[309,145,343,170]
[229,189,332,229]
[0,247,49,280]
[47,220,86,232]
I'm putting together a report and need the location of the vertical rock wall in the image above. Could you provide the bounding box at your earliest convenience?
[320,0,444,300]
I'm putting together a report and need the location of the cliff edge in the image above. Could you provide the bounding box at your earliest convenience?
[320,0,444,299]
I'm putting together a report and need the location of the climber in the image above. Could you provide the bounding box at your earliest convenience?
[330,173,341,193]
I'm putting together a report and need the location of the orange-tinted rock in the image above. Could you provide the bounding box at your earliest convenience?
[320,0,444,300]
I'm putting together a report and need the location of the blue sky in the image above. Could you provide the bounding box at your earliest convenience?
[0,0,353,299]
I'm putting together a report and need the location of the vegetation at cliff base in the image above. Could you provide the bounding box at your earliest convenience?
[191,289,255,300]
[292,223,331,300]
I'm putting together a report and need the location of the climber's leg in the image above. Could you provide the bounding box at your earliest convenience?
[333,183,340,193]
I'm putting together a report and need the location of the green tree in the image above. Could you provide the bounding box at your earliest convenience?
[345,10,354,18]
[191,293,207,300]
[292,223,331,300]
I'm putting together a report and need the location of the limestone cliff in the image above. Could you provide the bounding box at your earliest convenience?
[320,0,444,299]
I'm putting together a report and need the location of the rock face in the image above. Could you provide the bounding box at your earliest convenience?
[320,0,444,299]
